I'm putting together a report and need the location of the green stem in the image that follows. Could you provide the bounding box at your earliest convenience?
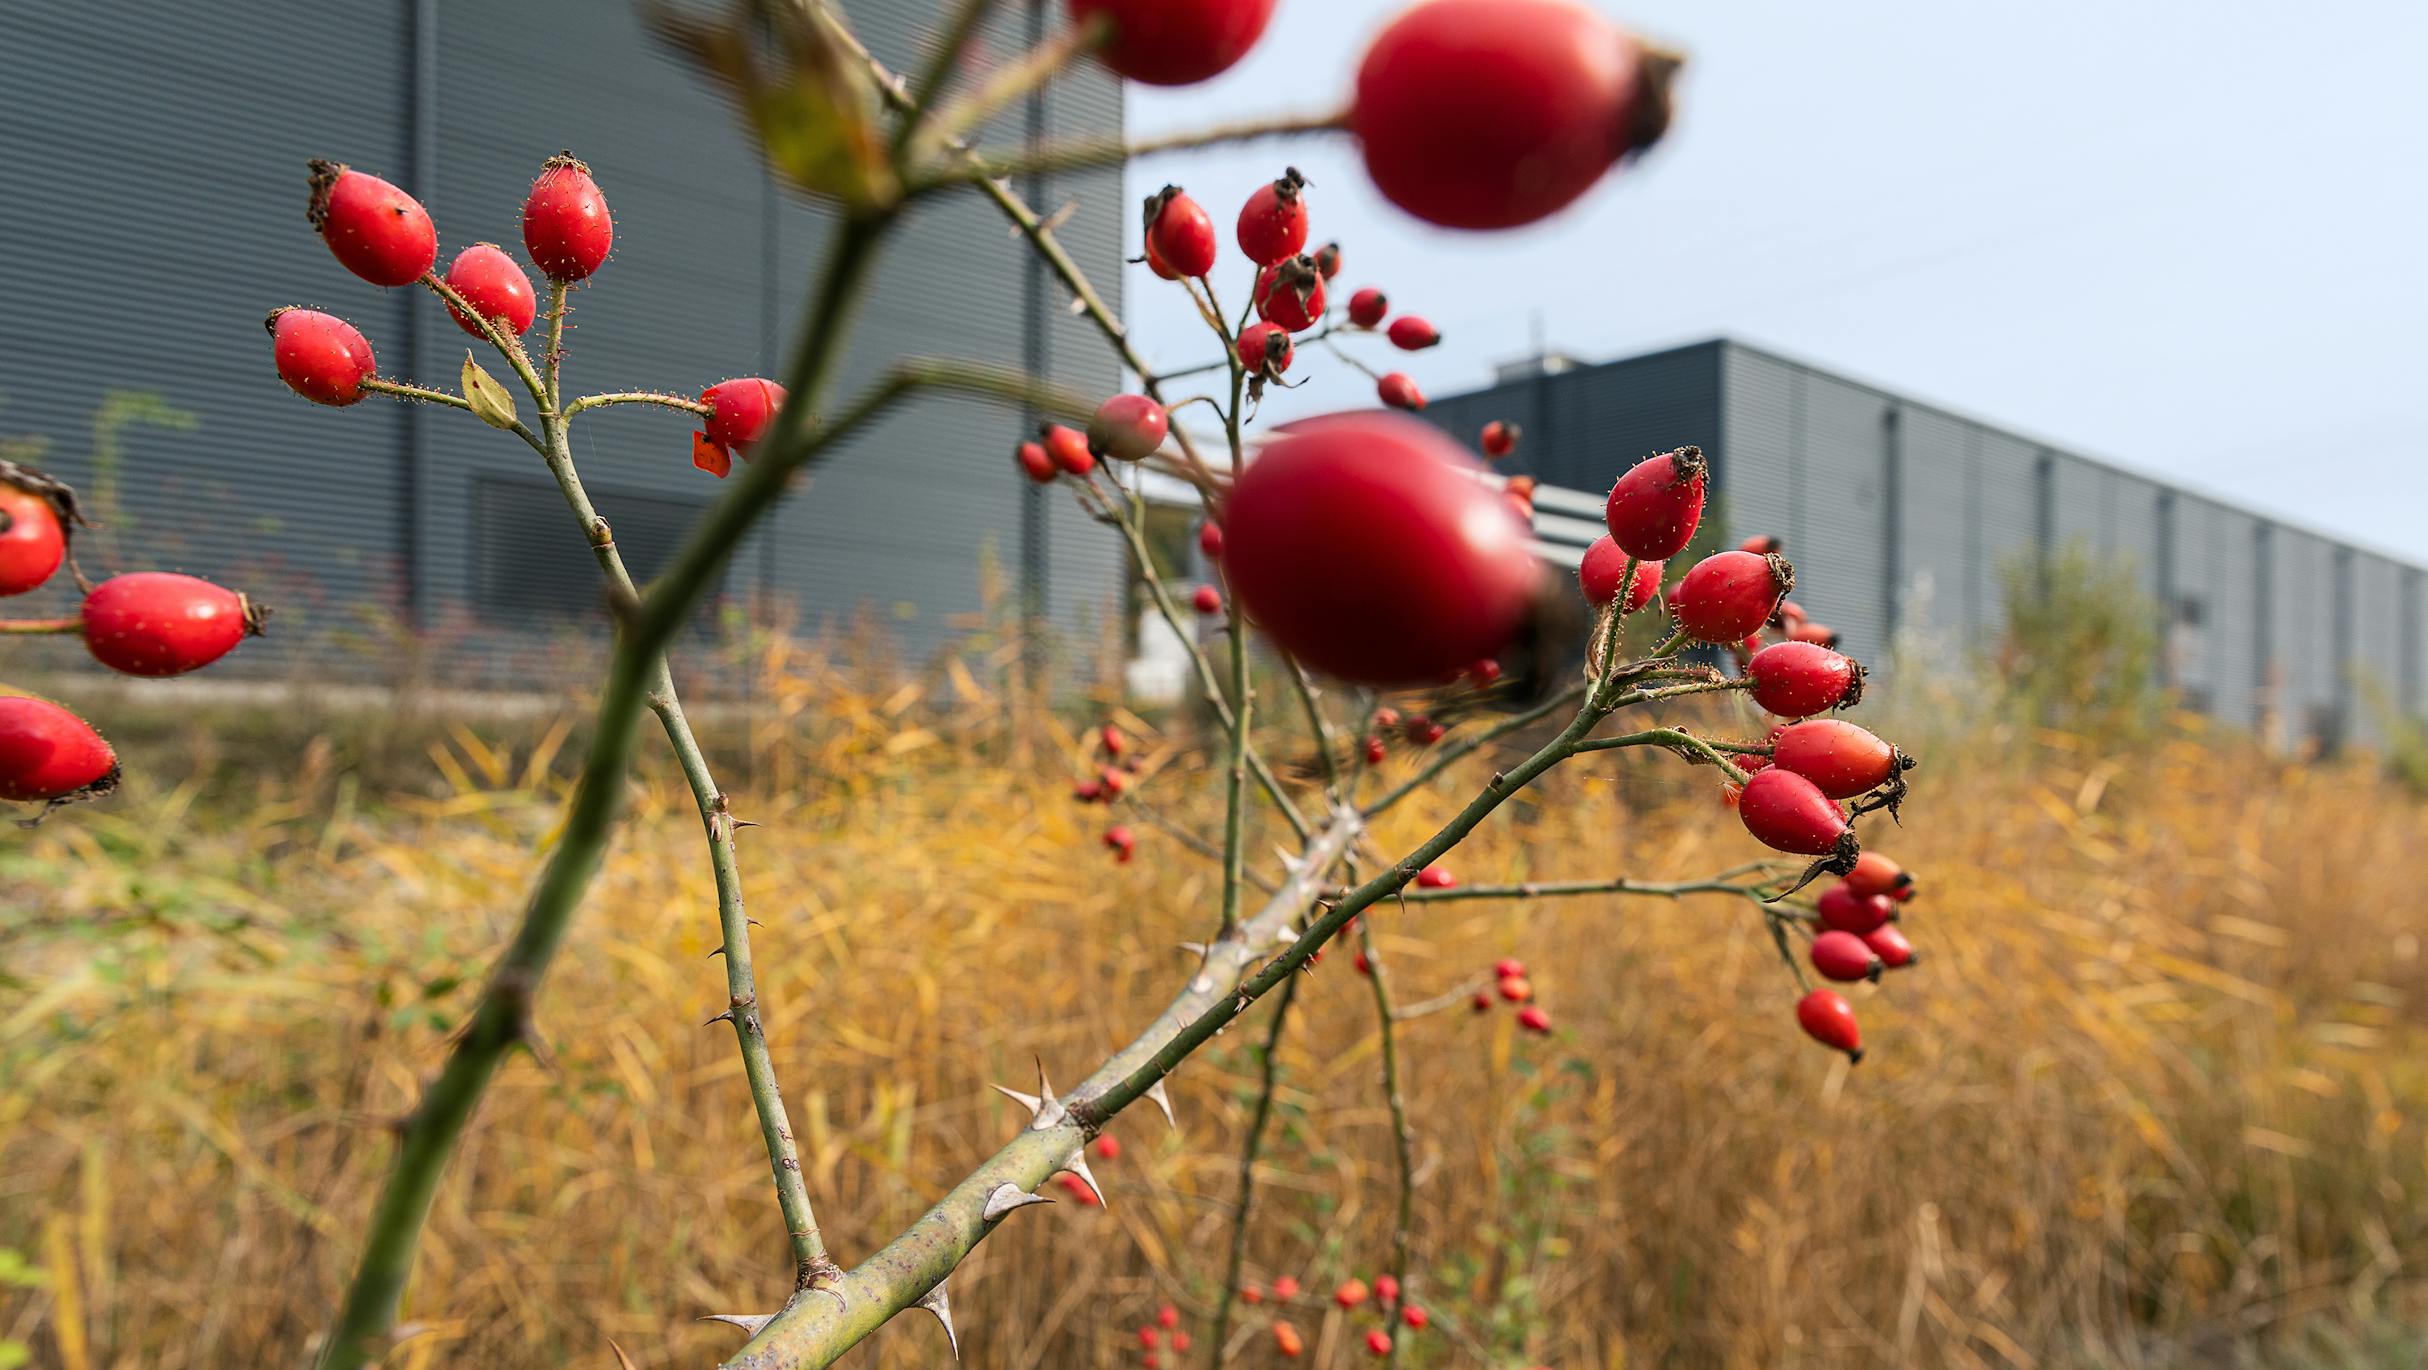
[930,109,1347,191]
[1361,682,1585,817]
[0,617,80,635]
[359,377,471,412]
[544,281,569,409]
[1354,913,1415,1367]
[561,391,714,420]
[1571,726,1754,783]
[1370,866,1797,906]
[1218,362,1253,936]
[1207,974,1298,1368]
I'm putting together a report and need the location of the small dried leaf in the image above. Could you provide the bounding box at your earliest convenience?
[646,1,897,206]
[462,354,520,431]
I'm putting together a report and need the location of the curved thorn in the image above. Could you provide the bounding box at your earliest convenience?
[1143,1078,1176,1130]
[916,1279,960,1360]
[700,1313,777,1335]
[1060,1149,1107,1208]
[982,1182,1053,1222]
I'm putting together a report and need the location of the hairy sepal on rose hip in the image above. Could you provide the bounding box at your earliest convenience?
[0,483,67,596]
[1042,424,1096,477]
[1772,718,1901,799]
[522,152,613,282]
[1347,286,1388,328]
[1253,256,1327,332]
[1387,315,1440,350]
[1816,881,1895,935]
[443,243,538,337]
[1238,321,1295,378]
[1747,640,1863,718]
[1237,167,1309,265]
[1674,549,1793,644]
[1352,0,1677,229]
[1142,185,1218,278]
[305,160,436,288]
[1796,988,1864,1062]
[1810,929,1883,983]
[81,572,262,677]
[0,695,118,806]
[1015,440,1057,483]
[1604,446,1706,559]
[1377,371,1425,410]
[1736,767,1852,858]
[1089,393,1169,460]
[267,308,376,407]
[1223,412,1540,684]
[1069,0,1279,86]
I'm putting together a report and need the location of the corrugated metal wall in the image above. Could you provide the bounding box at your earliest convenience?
[0,0,1124,688]
[1429,339,2428,751]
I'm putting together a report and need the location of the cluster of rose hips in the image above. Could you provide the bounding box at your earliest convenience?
[1466,955,1554,1034]
[1232,1272,1432,1359]
[0,462,266,818]
[1071,723,1147,863]
[268,155,790,481]
[1131,1302,1192,1367]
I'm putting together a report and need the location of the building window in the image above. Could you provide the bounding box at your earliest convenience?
[471,477,721,624]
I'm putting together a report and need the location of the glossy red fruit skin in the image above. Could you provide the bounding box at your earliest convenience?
[1736,768,1850,857]
[1845,850,1912,901]
[0,696,117,803]
[267,308,376,407]
[1198,522,1224,560]
[1104,825,1136,862]
[1348,287,1388,328]
[1377,372,1425,410]
[1089,394,1169,460]
[1796,988,1864,1061]
[443,243,538,337]
[1864,923,1917,968]
[1816,882,1895,935]
[1191,584,1222,615]
[1237,168,1309,265]
[0,486,67,596]
[1494,957,1525,979]
[521,154,613,281]
[1352,0,1669,230]
[1237,321,1295,377]
[81,572,258,677]
[1144,186,1218,277]
[701,379,787,454]
[1364,1330,1394,1356]
[1772,719,1897,799]
[1070,0,1278,85]
[1016,440,1057,483]
[1497,974,1532,1002]
[1747,641,1860,719]
[1787,619,1840,649]
[1480,420,1518,457]
[1402,1305,1430,1329]
[1387,316,1441,351]
[1415,864,1454,889]
[1810,929,1882,983]
[1224,412,1540,685]
[1253,258,1327,332]
[1603,447,1706,559]
[1675,550,1792,644]
[1042,424,1096,477]
[306,161,436,287]
[1516,1005,1551,1034]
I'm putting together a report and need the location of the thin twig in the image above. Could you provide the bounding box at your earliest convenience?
[1208,973,1299,1365]
[1362,682,1586,817]
[561,390,713,420]
[1354,911,1416,1366]
[931,109,1348,190]
[0,617,81,635]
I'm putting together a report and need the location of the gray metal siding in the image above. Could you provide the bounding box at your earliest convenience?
[1421,343,1725,503]
[2351,553,2403,746]
[1715,346,1799,577]
[1,0,1124,689]
[2206,502,2264,729]
[1787,371,1893,668]
[1971,431,2041,658]
[1895,406,1974,652]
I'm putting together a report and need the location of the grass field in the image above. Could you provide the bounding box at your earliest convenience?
[4,653,2427,1368]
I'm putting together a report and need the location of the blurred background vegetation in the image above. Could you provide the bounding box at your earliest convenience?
[5,558,2428,1369]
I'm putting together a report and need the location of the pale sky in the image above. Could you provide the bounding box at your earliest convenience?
[1119,0,2428,561]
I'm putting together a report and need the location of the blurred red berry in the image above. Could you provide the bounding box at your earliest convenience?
[1348,286,1388,328]
[1377,371,1426,411]
[1863,923,1917,969]
[1104,826,1136,863]
[1480,420,1518,457]
[1416,864,1455,889]
[1070,0,1278,85]
[1192,584,1223,615]
[1845,851,1913,901]
[1517,1004,1551,1033]
[1816,882,1895,935]
[1364,1329,1393,1356]
[81,572,259,677]
[1043,424,1096,477]
[1810,929,1883,982]
[1089,394,1170,461]
[1497,974,1532,1002]
[0,695,117,805]
[1016,440,1058,483]
[1387,315,1440,350]
[1335,1279,1369,1308]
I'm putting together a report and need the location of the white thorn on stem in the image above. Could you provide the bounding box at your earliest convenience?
[916,1279,960,1360]
[700,1314,777,1335]
[983,1182,1052,1222]
[1144,1079,1176,1130]
[1177,942,1210,959]
[1059,1148,1107,1208]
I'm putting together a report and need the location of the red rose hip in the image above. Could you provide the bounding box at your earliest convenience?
[0,695,118,804]
[443,243,538,337]
[1238,321,1295,378]
[1351,0,1675,229]
[1223,412,1540,684]
[1480,420,1518,457]
[1143,186,1218,278]
[1863,924,1917,969]
[1042,424,1096,477]
[1746,641,1861,719]
[1253,257,1327,332]
[1816,882,1894,935]
[267,308,376,407]
[522,153,614,281]
[1604,447,1706,559]
[1347,287,1389,328]
[1387,316,1440,350]
[306,161,436,288]
[1809,929,1883,983]
[1796,988,1863,1062]
[1674,550,1793,644]
[1015,440,1057,483]
[1377,372,1425,411]
[1736,768,1851,857]
[1771,719,1899,799]
[1088,394,1169,461]
[81,572,261,677]
[0,483,67,596]
[1069,0,1279,86]
[702,379,787,455]
[1236,168,1309,265]
[1845,851,1914,901]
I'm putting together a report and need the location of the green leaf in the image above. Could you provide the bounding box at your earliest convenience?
[646,1,898,206]
[461,354,520,432]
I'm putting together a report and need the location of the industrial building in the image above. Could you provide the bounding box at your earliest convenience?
[0,0,1125,684]
[1426,339,2428,753]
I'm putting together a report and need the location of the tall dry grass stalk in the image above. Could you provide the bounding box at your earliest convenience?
[3,656,2425,1368]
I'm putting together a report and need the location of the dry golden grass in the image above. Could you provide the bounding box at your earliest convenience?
[4,657,2427,1369]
